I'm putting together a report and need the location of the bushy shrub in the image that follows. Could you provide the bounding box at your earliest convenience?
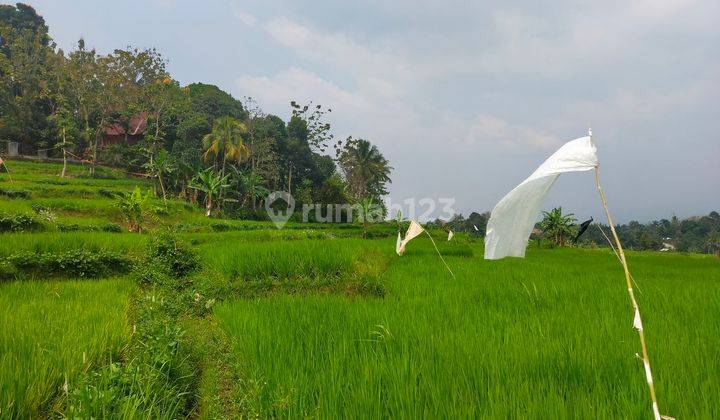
[115,187,151,232]
[56,223,83,232]
[0,261,18,281]
[210,222,232,232]
[147,233,199,278]
[78,168,120,180]
[363,230,392,239]
[102,223,123,233]
[4,250,131,278]
[0,188,31,199]
[36,178,69,186]
[97,188,120,198]
[131,263,173,286]
[0,212,44,232]
[152,206,170,216]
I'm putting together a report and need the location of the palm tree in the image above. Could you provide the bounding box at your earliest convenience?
[539,207,577,247]
[190,168,230,217]
[202,116,250,178]
[232,168,269,211]
[338,138,392,202]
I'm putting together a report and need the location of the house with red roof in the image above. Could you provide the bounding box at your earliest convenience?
[100,112,148,148]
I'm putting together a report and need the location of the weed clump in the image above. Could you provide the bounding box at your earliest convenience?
[2,249,131,279]
[0,212,44,232]
[147,232,199,278]
[0,188,31,199]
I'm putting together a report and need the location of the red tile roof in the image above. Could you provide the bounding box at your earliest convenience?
[103,112,148,137]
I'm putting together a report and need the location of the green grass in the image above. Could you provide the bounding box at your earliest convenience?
[0,278,134,419]
[2,159,719,418]
[215,239,720,418]
[200,238,378,281]
[0,231,148,258]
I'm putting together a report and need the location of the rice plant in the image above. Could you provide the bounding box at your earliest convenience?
[0,279,133,418]
[215,240,720,418]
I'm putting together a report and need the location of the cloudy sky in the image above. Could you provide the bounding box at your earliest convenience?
[21,0,720,222]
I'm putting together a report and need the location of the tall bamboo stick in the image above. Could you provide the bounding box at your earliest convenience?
[424,230,455,278]
[591,131,663,420]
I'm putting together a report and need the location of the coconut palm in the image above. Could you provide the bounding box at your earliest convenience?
[338,138,392,202]
[190,168,230,217]
[539,207,577,247]
[232,168,270,211]
[202,116,250,178]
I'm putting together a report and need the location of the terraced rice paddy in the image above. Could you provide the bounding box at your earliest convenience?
[1,160,718,418]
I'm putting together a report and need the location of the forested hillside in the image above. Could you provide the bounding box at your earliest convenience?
[0,3,391,220]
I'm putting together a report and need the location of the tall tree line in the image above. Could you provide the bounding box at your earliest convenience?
[0,3,392,220]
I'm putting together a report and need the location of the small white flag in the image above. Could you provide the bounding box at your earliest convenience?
[447,230,454,241]
[396,220,425,255]
[633,308,643,332]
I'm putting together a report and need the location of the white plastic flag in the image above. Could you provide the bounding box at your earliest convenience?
[633,307,643,332]
[447,230,454,241]
[396,220,455,277]
[484,136,598,259]
[396,220,425,255]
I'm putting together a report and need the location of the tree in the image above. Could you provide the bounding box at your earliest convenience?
[337,137,392,202]
[144,148,174,202]
[242,99,282,190]
[190,168,230,217]
[49,99,76,178]
[171,111,210,199]
[231,167,269,211]
[280,115,313,193]
[202,116,250,178]
[187,83,247,124]
[103,47,170,170]
[0,3,55,152]
[539,207,577,247]
[290,101,335,153]
[62,39,125,175]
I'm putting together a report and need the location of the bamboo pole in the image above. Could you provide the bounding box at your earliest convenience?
[591,130,663,420]
[424,230,455,278]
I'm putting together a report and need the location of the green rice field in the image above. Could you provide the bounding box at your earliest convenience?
[1,160,718,418]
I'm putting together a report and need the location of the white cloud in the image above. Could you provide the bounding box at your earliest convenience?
[464,115,559,148]
[233,9,257,27]
[261,16,414,94]
[231,3,719,219]
[236,67,369,116]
